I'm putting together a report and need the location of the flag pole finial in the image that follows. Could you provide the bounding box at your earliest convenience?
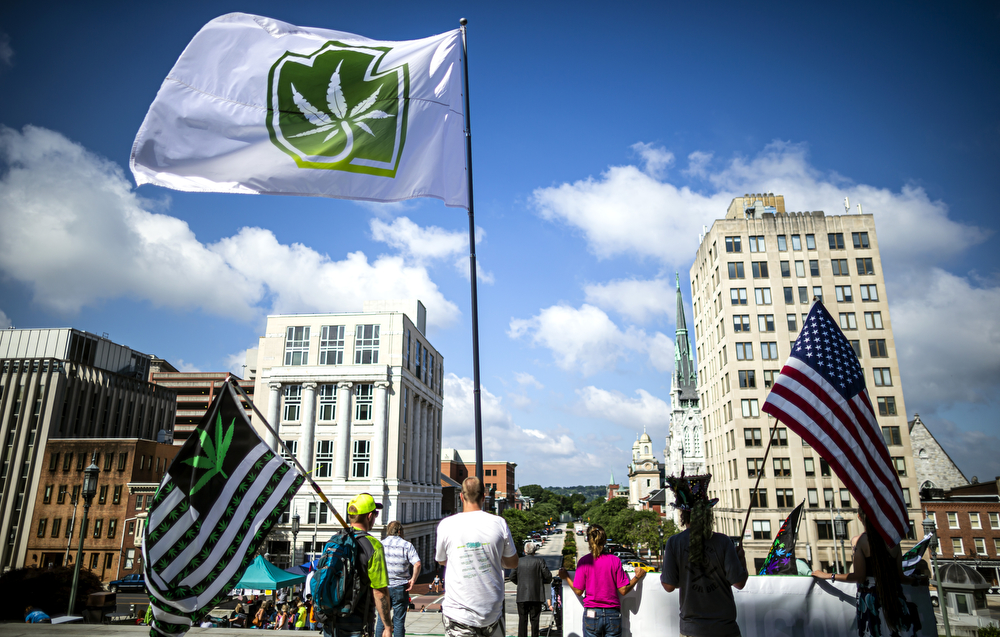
[460,17,468,25]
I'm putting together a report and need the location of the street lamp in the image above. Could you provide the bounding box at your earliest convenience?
[834,513,849,576]
[67,453,100,616]
[924,516,951,637]
[291,514,300,568]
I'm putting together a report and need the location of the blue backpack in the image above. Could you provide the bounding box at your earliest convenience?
[312,529,366,620]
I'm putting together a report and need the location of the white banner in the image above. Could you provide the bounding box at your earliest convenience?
[564,576,937,637]
[131,13,468,209]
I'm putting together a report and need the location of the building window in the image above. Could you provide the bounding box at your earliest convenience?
[813,286,824,302]
[791,235,802,251]
[752,520,772,540]
[108,518,117,539]
[828,233,845,250]
[951,537,963,555]
[831,259,849,276]
[873,368,892,386]
[762,370,778,388]
[728,262,745,279]
[93,519,103,538]
[89,553,99,569]
[805,234,816,250]
[804,458,815,477]
[824,488,835,508]
[783,287,794,304]
[57,485,67,505]
[749,488,767,507]
[354,384,374,421]
[974,538,986,555]
[839,313,858,330]
[736,342,753,361]
[776,489,795,508]
[809,259,820,276]
[787,314,798,331]
[124,548,135,570]
[747,460,765,479]
[856,258,875,276]
[808,488,819,508]
[319,385,337,421]
[849,340,862,359]
[989,512,999,530]
[354,325,381,364]
[752,262,769,278]
[877,396,897,416]
[280,439,298,461]
[852,232,870,249]
[733,315,751,332]
[351,440,371,478]
[104,454,113,471]
[771,428,788,446]
[51,518,61,538]
[760,342,778,360]
[781,261,791,277]
[881,426,901,446]
[869,339,888,358]
[98,485,108,505]
[892,457,906,476]
[947,512,959,529]
[135,495,144,511]
[795,261,805,277]
[308,501,329,525]
[741,399,760,418]
[835,286,853,303]
[902,489,911,507]
[49,453,59,471]
[314,441,333,478]
[63,453,73,472]
[37,519,47,538]
[749,236,765,252]
[820,458,831,476]
[77,453,86,471]
[284,326,310,365]
[864,312,883,330]
[773,458,791,477]
[283,385,302,421]
[777,235,788,251]
[319,325,345,365]
[817,520,834,540]
[754,287,772,305]
[744,428,762,447]
[859,285,879,301]
[725,236,742,253]
[738,370,756,389]
[731,288,748,305]
[839,489,851,507]
[970,512,982,530]
[42,484,53,504]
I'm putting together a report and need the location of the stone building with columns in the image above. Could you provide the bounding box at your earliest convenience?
[247,301,443,569]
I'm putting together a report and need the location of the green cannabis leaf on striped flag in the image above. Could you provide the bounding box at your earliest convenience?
[181,412,234,496]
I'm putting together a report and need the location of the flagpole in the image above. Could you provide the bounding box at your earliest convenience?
[459,17,485,485]
[738,416,783,548]
[226,377,350,530]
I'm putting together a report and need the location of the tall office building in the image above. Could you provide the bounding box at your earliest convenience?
[248,300,443,568]
[0,328,176,572]
[689,194,921,572]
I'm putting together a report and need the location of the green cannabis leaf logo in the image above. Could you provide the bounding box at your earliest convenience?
[182,412,233,496]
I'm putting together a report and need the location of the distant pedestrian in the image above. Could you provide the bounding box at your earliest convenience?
[510,542,552,637]
[558,524,644,637]
[375,520,422,637]
[548,577,562,632]
[436,477,518,637]
[432,574,442,594]
[295,600,308,630]
[660,473,748,637]
[24,606,50,623]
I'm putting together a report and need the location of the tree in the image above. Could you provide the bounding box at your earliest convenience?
[530,502,559,525]
[0,565,103,620]
[519,484,545,500]
[502,509,542,555]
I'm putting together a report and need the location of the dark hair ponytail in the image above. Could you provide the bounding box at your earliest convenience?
[864,516,905,630]
[687,500,714,567]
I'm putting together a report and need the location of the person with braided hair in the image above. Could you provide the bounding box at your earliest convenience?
[811,510,923,637]
[660,474,748,637]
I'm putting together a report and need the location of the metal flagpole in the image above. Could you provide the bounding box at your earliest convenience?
[738,417,783,548]
[459,17,485,485]
[226,377,350,530]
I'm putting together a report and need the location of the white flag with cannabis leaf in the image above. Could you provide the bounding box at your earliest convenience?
[131,13,468,209]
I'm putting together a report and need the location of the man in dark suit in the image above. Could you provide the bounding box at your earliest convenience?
[510,542,553,637]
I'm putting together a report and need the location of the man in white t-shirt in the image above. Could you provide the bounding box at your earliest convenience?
[435,477,518,637]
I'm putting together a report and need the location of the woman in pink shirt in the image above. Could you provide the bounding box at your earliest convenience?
[557,524,645,637]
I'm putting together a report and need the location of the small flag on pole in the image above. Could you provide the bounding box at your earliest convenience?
[758,502,804,575]
[143,380,304,636]
[130,13,468,209]
[761,300,910,546]
[902,533,932,576]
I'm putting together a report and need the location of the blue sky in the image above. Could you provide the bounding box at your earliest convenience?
[1,1,998,487]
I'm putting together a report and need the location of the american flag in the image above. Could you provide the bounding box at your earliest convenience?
[761,300,909,546]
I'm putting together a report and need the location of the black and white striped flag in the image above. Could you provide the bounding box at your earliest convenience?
[143,380,304,636]
[902,533,932,576]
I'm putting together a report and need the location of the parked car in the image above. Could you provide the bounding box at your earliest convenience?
[625,561,656,573]
[109,573,146,592]
[576,530,584,535]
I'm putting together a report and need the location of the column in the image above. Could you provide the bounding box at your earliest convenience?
[300,382,318,474]
[371,381,389,481]
[416,399,427,484]
[334,382,353,481]
[408,397,421,484]
[422,403,433,485]
[432,407,441,489]
[266,382,282,451]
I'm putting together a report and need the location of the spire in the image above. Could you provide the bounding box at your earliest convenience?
[610,470,615,485]
[672,273,698,406]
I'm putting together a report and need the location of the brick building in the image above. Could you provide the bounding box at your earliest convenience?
[440,448,516,513]
[922,478,1000,587]
[23,438,177,584]
[147,363,254,445]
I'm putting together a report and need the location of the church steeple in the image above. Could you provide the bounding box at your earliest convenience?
[672,273,698,407]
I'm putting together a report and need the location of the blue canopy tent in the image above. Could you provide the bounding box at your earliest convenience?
[285,558,320,576]
[235,555,305,589]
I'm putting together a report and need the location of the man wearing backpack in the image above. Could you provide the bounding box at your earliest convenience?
[320,493,393,637]
[435,477,518,637]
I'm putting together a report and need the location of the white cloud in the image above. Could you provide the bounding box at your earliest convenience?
[584,277,676,324]
[442,373,621,483]
[0,309,11,328]
[0,126,460,329]
[224,350,252,377]
[683,151,713,178]
[577,386,671,431]
[370,216,468,264]
[173,359,201,373]
[514,372,543,389]
[0,33,12,68]
[631,142,674,178]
